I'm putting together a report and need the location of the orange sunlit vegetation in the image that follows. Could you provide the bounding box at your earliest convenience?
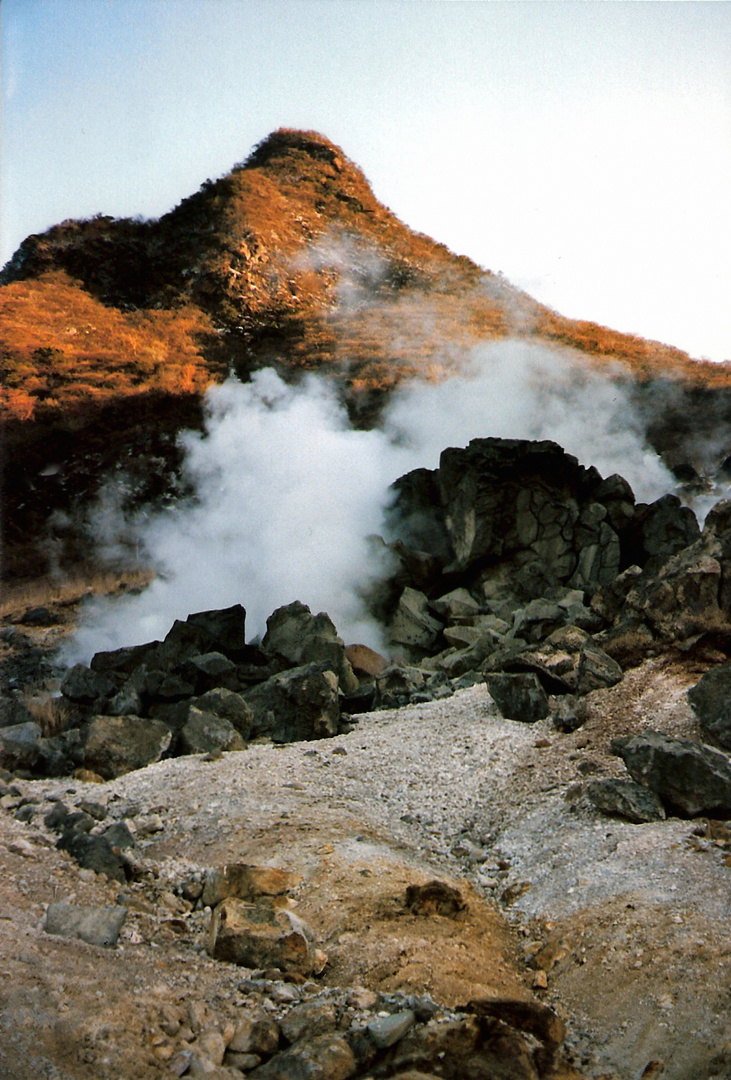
[3,127,730,431]
[0,272,219,421]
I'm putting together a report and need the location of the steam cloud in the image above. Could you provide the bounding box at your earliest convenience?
[65,340,678,665]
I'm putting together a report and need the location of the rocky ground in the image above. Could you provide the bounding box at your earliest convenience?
[2,593,731,1080]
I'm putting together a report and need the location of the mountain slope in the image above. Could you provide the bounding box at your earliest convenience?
[3,128,727,427]
[3,128,731,580]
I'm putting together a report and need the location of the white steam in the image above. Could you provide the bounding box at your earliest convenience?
[65,340,677,665]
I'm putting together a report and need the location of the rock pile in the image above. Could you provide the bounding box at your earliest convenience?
[6,435,731,804]
[0,601,361,779]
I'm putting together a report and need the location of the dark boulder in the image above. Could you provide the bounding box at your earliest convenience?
[180,651,239,693]
[0,721,42,773]
[688,663,731,750]
[485,673,549,723]
[186,604,247,654]
[194,688,254,739]
[244,663,341,743]
[60,664,116,707]
[625,494,701,573]
[586,777,666,823]
[82,714,172,779]
[614,730,731,817]
[179,707,246,755]
[262,601,358,693]
[56,830,127,882]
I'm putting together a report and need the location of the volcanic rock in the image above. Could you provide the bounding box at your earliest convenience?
[208,898,314,974]
[262,601,358,693]
[586,777,667,823]
[201,864,298,908]
[179,707,246,755]
[44,901,127,948]
[60,664,116,706]
[485,673,550,723]
[247,1033,356,1079]
[614,730,731,817]
[194,687,254,738]
[389,588,444,653]
[82,714,172,779]
[0,721,42,773]
[244,663,341,743]
[687,663,731,750]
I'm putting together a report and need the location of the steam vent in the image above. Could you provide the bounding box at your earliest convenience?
[3,130,731,1080]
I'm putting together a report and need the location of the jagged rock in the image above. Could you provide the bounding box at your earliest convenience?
[0,721,42,772]
[387,1017,481,1076]
[60,664,116,706]
[389,588,444,652]
[248,1033,356,1079]
[465,997,565,1054]
[374,666,426,709]
[511,599,567,643]
[44,901,127,947]
[56,831,127,882]
[279,1000,338,1044]
[90,641,161,677]
[345,643,389,680]
[628,494,701,573]
[262,601,358,693]
[575,643,623,695]
[586,778,667,823]
[0,693,34,730]
[195,687,254,739]
[201,864,298,908]
[591,565,643,623]
[485,673,550,723]
[208,899,314,974]
[82,714,172,779]
[552,696,589,733]
[244,663,341,743]
[687,664,731,750]
[227,1010,280,1056]
[431,588,483,620]
[617,534,724,647]
[138,668,196,702]
[368,1011,416,1049]
[179,707,246,755]
[387,467,453,564]
[186,604,247,653]
[615,730,731,816]
[180,652,239,693]
[426,635,499,679]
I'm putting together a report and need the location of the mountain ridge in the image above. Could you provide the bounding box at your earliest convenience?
[3,128,727,429]
[3,128,731,581]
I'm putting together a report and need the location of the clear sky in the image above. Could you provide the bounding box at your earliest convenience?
[2,0,729,361]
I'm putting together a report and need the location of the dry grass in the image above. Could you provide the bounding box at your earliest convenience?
[0,566,154,620]
[22,692,68,738]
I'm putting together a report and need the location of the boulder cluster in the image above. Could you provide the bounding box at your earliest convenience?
[4,436,731,821]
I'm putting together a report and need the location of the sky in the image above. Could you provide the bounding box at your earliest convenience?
[2,0,730,362]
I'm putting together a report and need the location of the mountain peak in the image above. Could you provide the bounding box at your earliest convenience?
[242,128,347,171]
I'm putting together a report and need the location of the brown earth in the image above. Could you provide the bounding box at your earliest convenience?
[2,592,731,1079]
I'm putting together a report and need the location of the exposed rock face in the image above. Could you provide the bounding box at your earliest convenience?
[396,438,628,591]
